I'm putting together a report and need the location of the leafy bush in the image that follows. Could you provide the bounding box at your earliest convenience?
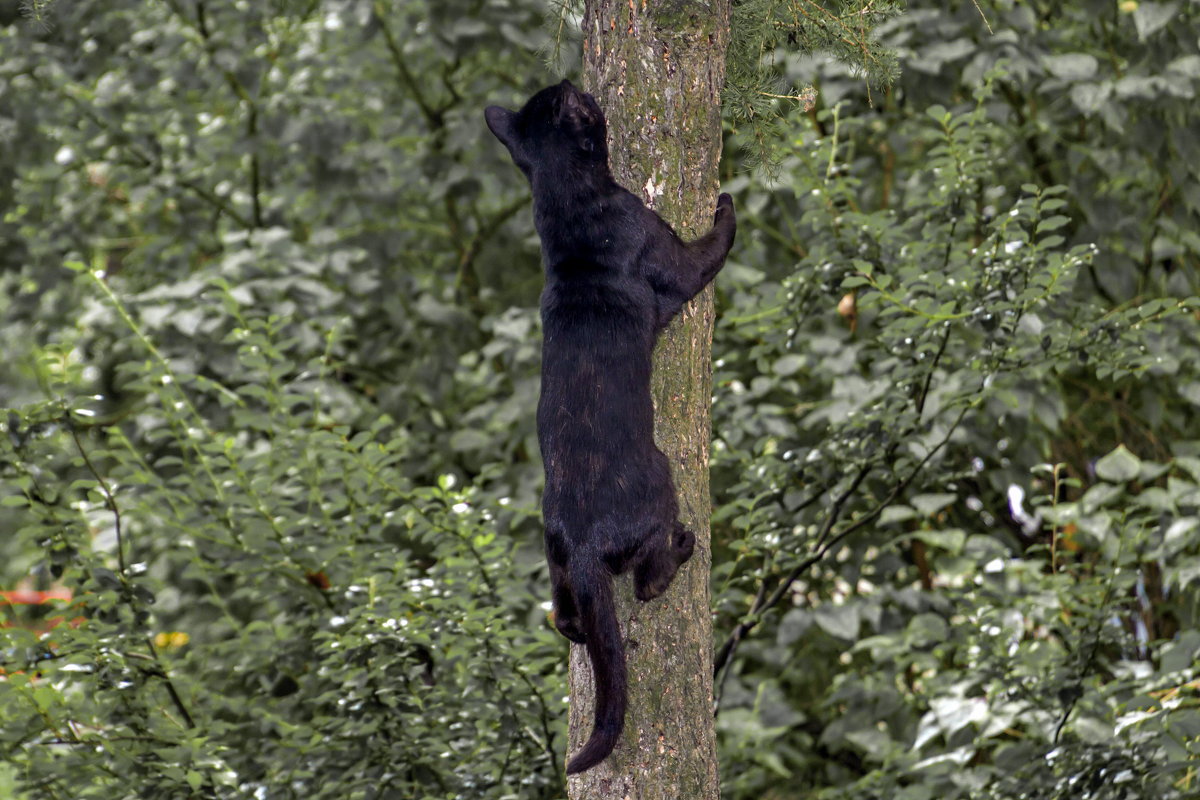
[2,1,566,797]
[709,2,1200,797]
[1,267,566,798]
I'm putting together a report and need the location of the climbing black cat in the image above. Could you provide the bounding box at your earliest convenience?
[485,80,736,775]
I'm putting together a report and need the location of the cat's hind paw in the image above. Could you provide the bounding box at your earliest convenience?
[550,609,588,644]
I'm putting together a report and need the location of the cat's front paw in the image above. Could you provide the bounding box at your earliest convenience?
[715,194,736,246]
[673,525,696,565]
[715,193,733,219]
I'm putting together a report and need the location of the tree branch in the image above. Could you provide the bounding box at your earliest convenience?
[372,1,443,130]
[67,419,125,575]
[712,406,969,695]
[144,637,197,729]
[165,0,265,227]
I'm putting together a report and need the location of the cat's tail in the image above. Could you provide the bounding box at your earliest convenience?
[565,558,626,775]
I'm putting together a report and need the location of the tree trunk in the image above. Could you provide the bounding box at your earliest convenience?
[568,2,730,798]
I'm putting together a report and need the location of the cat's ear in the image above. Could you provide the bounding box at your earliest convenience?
[485,106,519,151]
[561,90,598,129]
[560,91,601,152]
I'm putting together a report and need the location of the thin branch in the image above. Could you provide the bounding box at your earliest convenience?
[455,196,528,305]
[67,420,126,575]
[145,637,197,730]
[29,735,171,746]
[372,1,443,129]
[1053,526,1127,744]
[971,0,994,34]
[164,0,265,227]
[714,551,771,716]
[713,461,872,680]
[31,70,254,229]
[178,178,254,229]
[916,325,953,417]
[713,406,969,689]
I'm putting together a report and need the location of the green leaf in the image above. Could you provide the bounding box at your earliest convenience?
[1160,630,1200,672]
[1072,715,1114,743]
[814,604,860,640]
[906,613,950,649]
[1080,482,1124,512]
[31,686,59,711]
[911,493,957,516]
[1043,53,1099,81]
[1036,215,1070,233]
[1132,2,1179,39]
[449,429,491,452]
[777,608,813,647]
[1167,55,1200,78]
[773,354,804,377]
[1070,83,1110,114]
[910,529,966,554]
[92,568,122,589]
[1095,445,1142,483]
[880,505,917,525]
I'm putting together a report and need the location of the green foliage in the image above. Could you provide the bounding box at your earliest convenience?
[725,0,902,167]
[1,0,564,796]
[710,1,1200,797]
[1,267,565,798]
[545,0,900,168]
[3,0,1200,798]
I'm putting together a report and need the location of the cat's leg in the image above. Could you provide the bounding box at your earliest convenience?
[649,194,737,326]
[633,522,695,602]
[546,529,588,643]
[550,558,587,643]
[687,193,737,279]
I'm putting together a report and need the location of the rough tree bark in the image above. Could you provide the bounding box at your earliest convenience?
[567,2,731,798]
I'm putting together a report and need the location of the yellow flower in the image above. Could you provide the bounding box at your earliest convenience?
[153,631,190,649]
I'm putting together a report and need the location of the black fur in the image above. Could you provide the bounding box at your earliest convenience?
[485,80,735,775]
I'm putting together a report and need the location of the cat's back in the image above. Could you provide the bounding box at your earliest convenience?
[541,264,653,356]
[537,264,661,510]
[542,257,647,312]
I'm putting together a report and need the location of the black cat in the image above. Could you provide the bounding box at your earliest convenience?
[485,80,735,775]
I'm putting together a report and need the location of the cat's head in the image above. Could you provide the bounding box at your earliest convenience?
[485,80,608,178]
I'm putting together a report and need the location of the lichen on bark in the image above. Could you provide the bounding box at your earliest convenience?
[566,2,731,798]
